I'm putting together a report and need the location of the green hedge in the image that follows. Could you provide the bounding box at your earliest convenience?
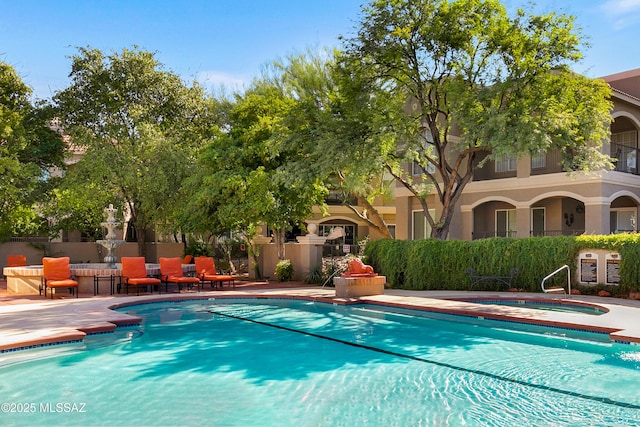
[363,235,640,293]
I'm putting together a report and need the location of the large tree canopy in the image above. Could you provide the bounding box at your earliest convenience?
[271,50,397,239]
[53,47,214,254]
[184,73,328,260]
[0,62,65,240]
[340,0,613,239]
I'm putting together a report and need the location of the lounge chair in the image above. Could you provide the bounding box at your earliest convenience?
[182,254,193,264]
[7,254,27,267]
[159,257,200,292]
[120,257,161,295]
[4,254,27,279]
[41,257,79,299]
[194,256,235,289]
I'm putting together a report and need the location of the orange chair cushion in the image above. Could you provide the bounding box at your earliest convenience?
[160,257,184,278]
[121,257,149,280]
[182,255,193,264]
[194,256,216,276]
[43,257,72,281]
[168,276,200,284]
[7,255,27,267]
[47,279,78,288]
[160,257,199,284]
[127,277,161,286]
[202,274,234,282]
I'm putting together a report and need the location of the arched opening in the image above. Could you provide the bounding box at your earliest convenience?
[611,116,639,174]
[531,196,584,236]
[318,219,358,257]
[610,196,638,233]
[472,200,517,239]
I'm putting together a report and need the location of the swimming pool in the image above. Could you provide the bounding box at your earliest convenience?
[1,298,639,426]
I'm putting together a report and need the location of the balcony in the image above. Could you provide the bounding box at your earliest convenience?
[611,143,639,175]
[529,229,585,237]
[471,230,517,240]
[325,191,357,206]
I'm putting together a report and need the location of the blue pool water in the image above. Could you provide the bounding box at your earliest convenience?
[0,298,639,426]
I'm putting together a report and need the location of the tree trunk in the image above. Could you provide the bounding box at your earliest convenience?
[351,193,393,239]
[274,228,286,260]
[136,227,147,258]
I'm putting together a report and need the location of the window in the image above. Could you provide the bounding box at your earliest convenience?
[413,129,437,175]
[495,154,517,172]
[610,209,636,233]
[496,209,516,237]
[318,224,355,245]
[387,224,396,238]
[531,207,545,237]
[531,152,546,169]
[612,131,638,173]
[412,160,436,175]
[412,209,435,240]
[611,130,638,147]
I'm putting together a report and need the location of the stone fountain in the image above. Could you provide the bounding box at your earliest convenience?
[96,204,125,268]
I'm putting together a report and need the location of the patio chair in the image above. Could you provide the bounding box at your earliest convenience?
[159,257,200,292]
[194,256,236,289]
[120,257,161,295]
[7,254,27,267]
[4,254,27,279]
[182,255,193,264]
[41,257,79,299]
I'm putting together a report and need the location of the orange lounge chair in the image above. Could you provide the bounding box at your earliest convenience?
[182,255,193,264]
[41,257,79,299]
[5,254,27,279]
[159,257,200,292]
[7,254,27,267]
[194,256,235,289]
[120,257,161,295]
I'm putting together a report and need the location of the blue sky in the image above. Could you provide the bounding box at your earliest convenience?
[1,0,639,100]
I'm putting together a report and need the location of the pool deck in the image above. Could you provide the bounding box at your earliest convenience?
[1,280,640,352]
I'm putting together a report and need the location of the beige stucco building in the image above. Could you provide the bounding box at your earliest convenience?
[393,68,640,241]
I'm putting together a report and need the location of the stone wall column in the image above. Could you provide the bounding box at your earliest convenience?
[295,223,327,281]
[585,202,610,235]
[516,206,531,238]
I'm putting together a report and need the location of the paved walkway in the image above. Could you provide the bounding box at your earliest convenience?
[1,281,640,352]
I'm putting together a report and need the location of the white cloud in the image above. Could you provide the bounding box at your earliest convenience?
[195,71,248,93]
[603,0,640,13]
[601,0,640,30]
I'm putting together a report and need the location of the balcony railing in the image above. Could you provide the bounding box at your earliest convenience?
[325,191,358,206]
[529,229,585,237]
[474,229,589,239]
[611,143,639,175]
[471,230,517,240]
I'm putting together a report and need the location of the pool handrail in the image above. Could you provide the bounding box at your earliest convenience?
[541,265,571,295]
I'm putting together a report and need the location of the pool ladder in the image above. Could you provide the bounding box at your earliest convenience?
[541,265,571,295]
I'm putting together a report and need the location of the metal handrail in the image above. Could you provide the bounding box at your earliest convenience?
[322,266,346,288]
[541,265,571,295]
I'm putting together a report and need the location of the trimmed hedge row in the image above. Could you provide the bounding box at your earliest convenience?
[363,235,640,293]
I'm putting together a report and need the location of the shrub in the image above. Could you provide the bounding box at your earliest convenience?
[275,259,294,282]
[364,235,640,293]
[304,264,323,284]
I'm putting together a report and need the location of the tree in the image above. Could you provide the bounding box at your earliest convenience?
[184,78,328,260]
[272,49,396,238]
[53,47,213,255]
[0,62,65,240]
[340,0,613,239]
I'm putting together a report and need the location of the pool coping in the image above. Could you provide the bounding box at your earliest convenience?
[1,287,640,353]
